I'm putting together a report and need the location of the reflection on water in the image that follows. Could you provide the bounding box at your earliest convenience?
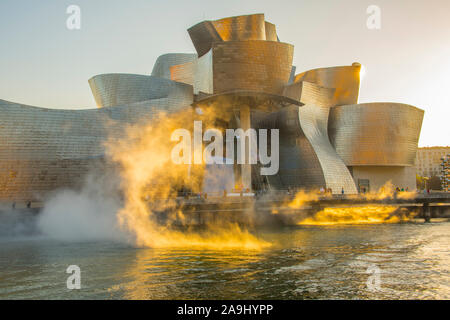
[297,206,411,225]
[0,221,449,299]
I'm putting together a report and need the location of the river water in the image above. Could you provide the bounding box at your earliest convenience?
[0,220,449,299]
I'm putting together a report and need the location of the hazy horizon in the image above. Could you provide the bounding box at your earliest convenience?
[0,0,449,147]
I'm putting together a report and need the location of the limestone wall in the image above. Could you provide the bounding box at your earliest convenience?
[351,166,417,192]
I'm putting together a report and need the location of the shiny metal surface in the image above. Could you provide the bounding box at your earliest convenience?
[171,50,214,94]
[264,21,278,41]
[0,95,193,201]
[294,64,361,106]
[188,14,278,57]
[256,106,326,190]
[296,82,357,194]
[212,40,293,95]
[0,13,426,199]
[256,81,357,193]
[328,103,424,166]
[88,74,193,108]
[151,53,197,80]
[211,14,266,42]
[170,61,196,86]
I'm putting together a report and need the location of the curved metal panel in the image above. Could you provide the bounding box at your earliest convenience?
[170,61,196,86]
[211,14,266,42]
[212,40,294,95]
[254,81,357,193]
[0,97,192,201]
[294,64,361,106]
[151,53,197,79]
[328,103,424,166]
[188,14,277,57]
[88,74,193,108]
[194,50,213,94]
[188,20,223,58]
[264,21,278,41]
[296,82,358,194]
[169,50,214,95]
[255,106,326,190]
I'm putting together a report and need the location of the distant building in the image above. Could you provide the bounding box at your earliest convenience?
[441,155,449,192]
[415,147,450,177]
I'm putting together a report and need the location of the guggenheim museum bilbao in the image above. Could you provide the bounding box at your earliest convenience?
[0,13,424,201]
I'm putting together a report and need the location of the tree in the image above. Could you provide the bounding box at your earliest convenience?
[416,174,425,190]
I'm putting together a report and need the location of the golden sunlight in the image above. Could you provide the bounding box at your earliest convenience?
[105,108,269,250]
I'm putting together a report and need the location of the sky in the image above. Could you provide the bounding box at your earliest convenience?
[0,0,449,147]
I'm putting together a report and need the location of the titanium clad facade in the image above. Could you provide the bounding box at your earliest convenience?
[255,106,326,190]
[328,103,424,166]
[0,99,179,201]
[211,14,266,42]
[264,22,278,41]
[294,64,361,106]
[170,61,196,86]
[188,20,223,58]
[188,14,279,57]
[89,74,193,108]
[0,13,426,200]
[263,81,358,193]
[253,81,357,193]
[212,41,294,95]
[296,82,358,194]
[170,50,214,94]
[151,53,197,79]
[195,50,214,94]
